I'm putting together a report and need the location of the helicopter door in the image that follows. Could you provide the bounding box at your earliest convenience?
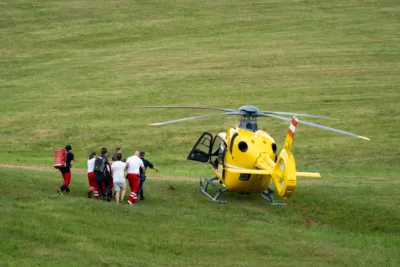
[210,136,226,169]
[187,132,213,163]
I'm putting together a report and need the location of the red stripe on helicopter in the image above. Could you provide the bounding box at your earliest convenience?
[287,117,298,138]
[291,117,298,126]
[288,129,295,138]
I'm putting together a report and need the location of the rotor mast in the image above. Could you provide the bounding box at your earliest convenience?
[236,105,260,132]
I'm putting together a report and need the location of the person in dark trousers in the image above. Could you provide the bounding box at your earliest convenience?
[93,147,111,201]
[137,152,159,200]
[57,145,74,195]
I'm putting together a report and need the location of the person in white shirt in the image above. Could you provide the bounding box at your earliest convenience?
[111,153,127,204]
[87,152,97,199]
[125,151,145,205]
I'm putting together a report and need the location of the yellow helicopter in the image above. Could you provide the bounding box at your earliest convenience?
[139,105,369,205]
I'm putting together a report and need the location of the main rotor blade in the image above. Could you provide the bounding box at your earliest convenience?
[260,113,370,140]
[149,111,242,126]
[137,106,234,112]
[261,111,330,119]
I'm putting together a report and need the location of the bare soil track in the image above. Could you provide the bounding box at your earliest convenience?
[0,163,195,182]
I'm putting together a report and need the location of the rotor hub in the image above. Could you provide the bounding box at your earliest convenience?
[238,105,260,117]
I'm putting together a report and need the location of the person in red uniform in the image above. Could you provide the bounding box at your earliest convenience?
[87,152,96,198]
[57,145,74,195]
[126,151,145,205]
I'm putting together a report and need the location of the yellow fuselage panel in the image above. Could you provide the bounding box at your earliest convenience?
[215,127,277,193]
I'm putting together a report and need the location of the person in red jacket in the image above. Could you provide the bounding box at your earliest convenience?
[57,145,74,195]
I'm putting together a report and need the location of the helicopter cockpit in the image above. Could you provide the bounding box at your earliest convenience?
[237,119,258,132]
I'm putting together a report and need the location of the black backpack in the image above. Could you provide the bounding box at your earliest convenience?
[94,157,106,173]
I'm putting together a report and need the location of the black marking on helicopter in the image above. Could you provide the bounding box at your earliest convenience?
[230,133,239,155]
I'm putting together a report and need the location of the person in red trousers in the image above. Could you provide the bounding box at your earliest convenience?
[125,151,145,205]
[57,145,74,195]
[87,152,97,198]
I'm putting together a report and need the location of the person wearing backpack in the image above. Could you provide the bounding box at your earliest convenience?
[94,147,111,201]
[57,145,74,195]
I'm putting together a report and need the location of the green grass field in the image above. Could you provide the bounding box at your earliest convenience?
[1,168,399,266]
[1,0,400,266]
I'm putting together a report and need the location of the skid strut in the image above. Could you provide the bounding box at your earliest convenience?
[199,177,229,203]
[200,177,286,206]
[259,188,286,206]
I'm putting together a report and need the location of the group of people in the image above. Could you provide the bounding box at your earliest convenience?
[57,145,159,205]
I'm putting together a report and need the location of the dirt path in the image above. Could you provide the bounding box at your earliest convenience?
[0,163,196,182]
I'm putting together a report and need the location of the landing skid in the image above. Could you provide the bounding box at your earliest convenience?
[199,177,229,203]
[199,177,286,206]
[259,188,286,206]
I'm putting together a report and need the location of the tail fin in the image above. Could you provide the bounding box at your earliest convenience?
[270,116,299,199]
[283,116,298,151]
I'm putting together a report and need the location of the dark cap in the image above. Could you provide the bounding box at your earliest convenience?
[140,152,145,157]
[65,145,72,151]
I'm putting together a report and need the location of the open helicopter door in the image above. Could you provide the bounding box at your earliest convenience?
[187,132,213,163]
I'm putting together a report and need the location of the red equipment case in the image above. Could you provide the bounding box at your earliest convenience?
[54,148,66,169]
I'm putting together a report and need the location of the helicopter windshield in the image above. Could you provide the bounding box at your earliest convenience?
[238,120,258,132]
